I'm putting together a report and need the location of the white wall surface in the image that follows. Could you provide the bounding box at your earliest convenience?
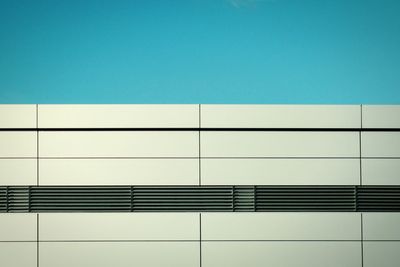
[1,104,400,267]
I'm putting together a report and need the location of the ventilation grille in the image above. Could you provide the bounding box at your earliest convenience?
[357,186,400,211]
[31,186,132,212]
[0,187,30,212]
[132,186,233,212]
[0,187,5,212]
[256,186,356,211]
[233,186,255,211]
[0,186,399,212]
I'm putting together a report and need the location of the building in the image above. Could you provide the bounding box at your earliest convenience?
[1,104,399,266]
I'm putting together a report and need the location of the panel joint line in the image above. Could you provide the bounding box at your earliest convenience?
[37,213,39,267]
[359,104,363,186]
[198,104,201,186]
[361,212,364,267]
[199,213,202,267]
[36,104,39,186]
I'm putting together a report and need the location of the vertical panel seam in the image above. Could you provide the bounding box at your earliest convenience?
[37,213,39,267]
[199,104,202,266]
[199,213,202,267]
[36,104,39,267]
[360,104,362,186]
[361,212,364,267]
[199,104,201,186]
[360,104,363,267]
[36,104,39,185]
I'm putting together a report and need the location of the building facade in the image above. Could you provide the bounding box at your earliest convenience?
[1,104,399,266]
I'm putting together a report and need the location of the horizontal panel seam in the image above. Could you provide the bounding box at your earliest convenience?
[1,128,400,131]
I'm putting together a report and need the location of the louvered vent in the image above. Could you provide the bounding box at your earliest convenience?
[0,187,7,212]
[0,187,30,212]
[0,185,399,212]
[357,186,400,211]
[233,186,255,211]
[132,186,232,212]
[255,186,356,211]
[30,186,132,212]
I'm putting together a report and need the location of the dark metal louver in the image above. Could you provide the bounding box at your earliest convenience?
[357,186,400,211]
[131,186,233,212]
[0,185,399,212]
[31,186,132,212]
[255,186,356,211]
[0,187,30,212]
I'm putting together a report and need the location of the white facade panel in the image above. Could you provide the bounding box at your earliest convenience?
[201,132,359,157]
[38,104,199,128]
[201,105,360,128]
[39,131,198,157]
[202,159,359,185]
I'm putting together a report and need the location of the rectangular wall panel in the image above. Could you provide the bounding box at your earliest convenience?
[0,132,36,157]
[38,104,199,128]
[202,241,361,267]
[363,213,400,240]
[201,105,360,128]
[40,242,199,267]
[0,243,37,267]
[39,131,198,157]
[0,214,37,241]
[201,159,360,185]
[201,132,359,157]
[39,159,198,185]
[362,105,400,128]
[0,104,36,128]
[364,242,400,267]
[0,159,37,185]
[362,159,400,185]
[201,213,361,240]
[39,213,199,241]
[361,132,400,157]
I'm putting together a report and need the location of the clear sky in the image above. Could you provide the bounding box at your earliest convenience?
[0,0,399,103]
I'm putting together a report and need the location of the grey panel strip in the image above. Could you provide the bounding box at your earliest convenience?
[0,127,400,131]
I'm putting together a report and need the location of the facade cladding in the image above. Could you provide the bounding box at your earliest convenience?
[0,104,399,267]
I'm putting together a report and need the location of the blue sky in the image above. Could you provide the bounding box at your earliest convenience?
[0,0,399,103]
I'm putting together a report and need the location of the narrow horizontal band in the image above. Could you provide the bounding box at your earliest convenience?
[0,127,399,131]
[1,185,399,213]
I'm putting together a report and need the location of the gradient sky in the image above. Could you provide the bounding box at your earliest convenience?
[0,0,399,103]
